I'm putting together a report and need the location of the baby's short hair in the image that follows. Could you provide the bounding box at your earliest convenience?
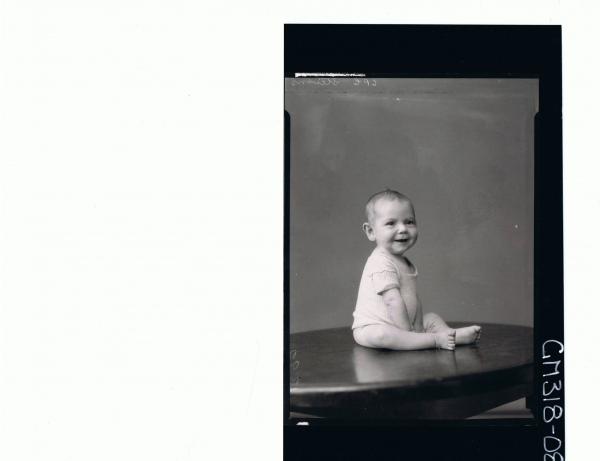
[365,189,413,223]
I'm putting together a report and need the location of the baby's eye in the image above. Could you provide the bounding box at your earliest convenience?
[406,220,415,225]
[385,221,395,226]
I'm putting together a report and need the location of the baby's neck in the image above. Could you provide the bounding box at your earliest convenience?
[376,246,409,262]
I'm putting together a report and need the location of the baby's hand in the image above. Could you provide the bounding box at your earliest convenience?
[434,330,456,351]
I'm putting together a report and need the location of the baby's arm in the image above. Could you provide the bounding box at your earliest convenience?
[369,288,455,350]
[413,302,424,333]
[381,288,412,331]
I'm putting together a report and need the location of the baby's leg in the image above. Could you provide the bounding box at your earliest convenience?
[423,313,482,345]
[353,324,455,351]
[423,312,451,333]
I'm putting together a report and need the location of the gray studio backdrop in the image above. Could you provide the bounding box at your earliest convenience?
[286,78,537,334]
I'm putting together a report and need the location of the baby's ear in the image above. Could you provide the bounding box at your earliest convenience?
[362,222,376,241]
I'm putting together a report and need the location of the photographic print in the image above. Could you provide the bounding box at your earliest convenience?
[287,77,536,420]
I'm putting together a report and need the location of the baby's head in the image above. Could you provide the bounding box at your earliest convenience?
[362,189,418,257]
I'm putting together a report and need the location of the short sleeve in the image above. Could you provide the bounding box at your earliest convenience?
[370,270,400,295]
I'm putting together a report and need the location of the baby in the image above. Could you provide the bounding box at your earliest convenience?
[352,189,482,351]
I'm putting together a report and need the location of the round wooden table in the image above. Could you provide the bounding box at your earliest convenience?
[290,322,533,419]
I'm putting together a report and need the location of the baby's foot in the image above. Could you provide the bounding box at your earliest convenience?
[434,330,456,350]
[455,325,482,345]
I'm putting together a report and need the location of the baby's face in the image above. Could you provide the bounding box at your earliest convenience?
[365,199,418,257]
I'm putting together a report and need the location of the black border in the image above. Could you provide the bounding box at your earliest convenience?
[284,25,562,461]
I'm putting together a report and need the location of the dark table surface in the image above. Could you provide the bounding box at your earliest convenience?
[290,322,533,419]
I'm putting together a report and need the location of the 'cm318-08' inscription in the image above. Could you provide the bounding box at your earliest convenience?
[541,339,564,461]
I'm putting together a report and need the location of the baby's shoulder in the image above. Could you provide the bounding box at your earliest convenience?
[364,249,398,274]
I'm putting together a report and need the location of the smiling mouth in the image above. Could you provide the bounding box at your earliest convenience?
[395,238,409,243]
